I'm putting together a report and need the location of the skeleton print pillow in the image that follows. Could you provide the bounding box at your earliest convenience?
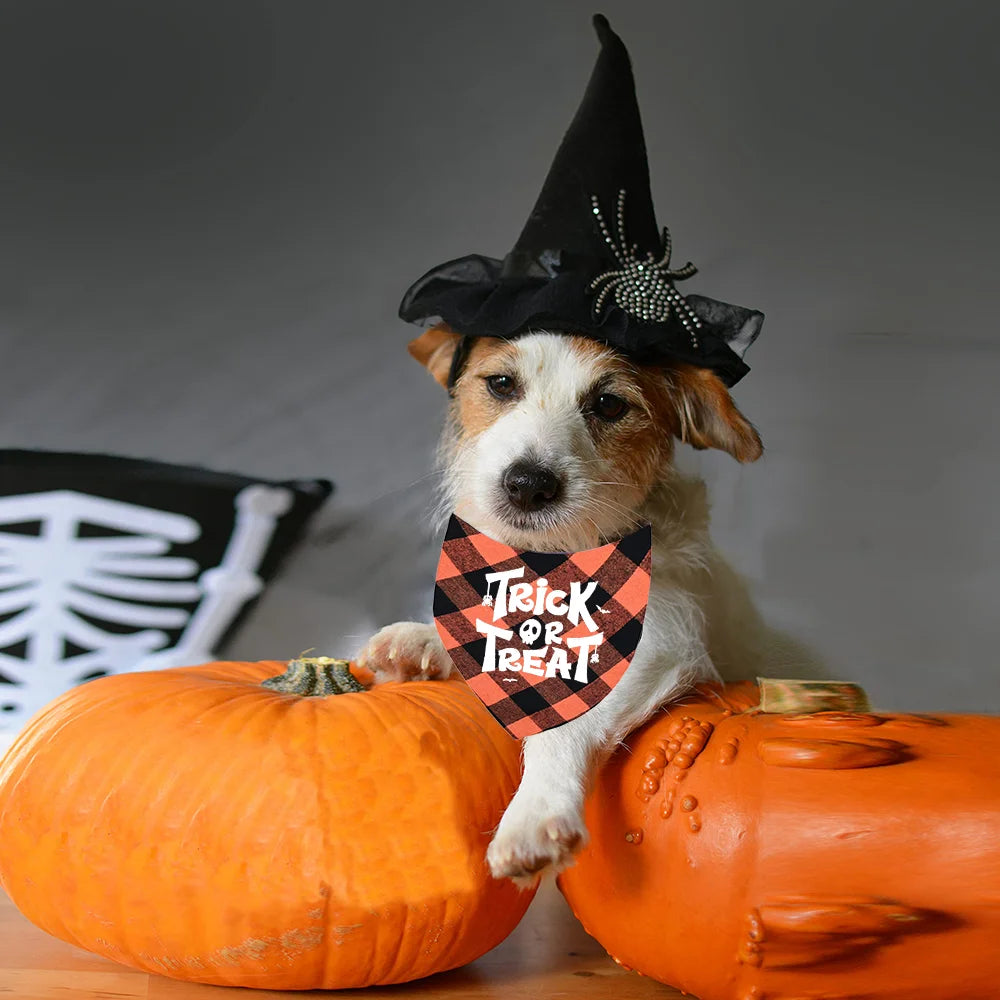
[0,450,332,729]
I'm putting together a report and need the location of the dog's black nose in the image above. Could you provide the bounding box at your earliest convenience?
[503,461,561,512]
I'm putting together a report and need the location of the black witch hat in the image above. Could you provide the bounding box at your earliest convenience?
[399,14,762,388]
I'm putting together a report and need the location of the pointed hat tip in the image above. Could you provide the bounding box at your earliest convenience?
[592,13,628,59]
[592,13,612,42]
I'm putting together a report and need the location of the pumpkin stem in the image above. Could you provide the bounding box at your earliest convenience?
[262,658,366,696]
[758,677,871,714]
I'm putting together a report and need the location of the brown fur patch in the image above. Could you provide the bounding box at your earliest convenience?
[662,362,763,462]
[553,341,762,516]
[616,364,683,496]
[408,323,463,387]
[453,337,522,439]
[563,338,678,507]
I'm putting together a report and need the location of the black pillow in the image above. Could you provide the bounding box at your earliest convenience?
[0,450,332,730]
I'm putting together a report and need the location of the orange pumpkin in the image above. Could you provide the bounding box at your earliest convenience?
[0,658,534,989]
[559,680,1000,1000]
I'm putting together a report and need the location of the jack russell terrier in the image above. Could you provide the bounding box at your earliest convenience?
[357,325,820,884]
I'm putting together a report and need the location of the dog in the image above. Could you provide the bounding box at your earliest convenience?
[357,323,821,884]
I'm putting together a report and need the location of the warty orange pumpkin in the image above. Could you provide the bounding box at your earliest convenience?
[558,680,1000,1000]
[0,658,535,989]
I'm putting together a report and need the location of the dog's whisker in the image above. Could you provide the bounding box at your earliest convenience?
[575,496,645,525]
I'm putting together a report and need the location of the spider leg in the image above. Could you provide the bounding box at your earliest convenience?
[589,269,623,292]
[614,189,629,259]
[591,194,626,265]
[656,226,673,268]
[667,287,703,347]
[592,277,621,316]
[669,262,698,280]
[678,292,702,325]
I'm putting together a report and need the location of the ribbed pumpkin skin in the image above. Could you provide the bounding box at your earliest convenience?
[558,682,1000,1000]
[0,661,534,989]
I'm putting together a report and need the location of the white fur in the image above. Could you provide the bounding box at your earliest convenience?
[357,620,453,682]
[359,332,822,883]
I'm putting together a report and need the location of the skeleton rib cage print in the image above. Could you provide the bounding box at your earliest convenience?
[0,452,331,729]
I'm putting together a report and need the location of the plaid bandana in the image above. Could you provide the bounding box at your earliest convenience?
[433,515,651,738]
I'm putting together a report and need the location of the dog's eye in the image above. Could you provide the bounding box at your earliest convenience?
[591,393,628,422]
[485,374,518,399]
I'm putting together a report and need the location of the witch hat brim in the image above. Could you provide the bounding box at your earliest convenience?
[399,15,763,388]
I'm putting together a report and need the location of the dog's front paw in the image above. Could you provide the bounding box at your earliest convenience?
[486,808,587,887]
[356,622,454,683]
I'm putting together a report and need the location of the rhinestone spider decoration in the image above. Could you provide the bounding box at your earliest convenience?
[589,189,702,349]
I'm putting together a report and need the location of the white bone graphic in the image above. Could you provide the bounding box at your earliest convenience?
[0,485,292,729]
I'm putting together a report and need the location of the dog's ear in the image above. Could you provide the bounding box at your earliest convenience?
[665,362,763,462]
[408,323,463,389]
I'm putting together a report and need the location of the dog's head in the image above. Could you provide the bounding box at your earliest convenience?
[410,324,762,550]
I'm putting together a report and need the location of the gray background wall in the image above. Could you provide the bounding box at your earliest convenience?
[1,0,997,713]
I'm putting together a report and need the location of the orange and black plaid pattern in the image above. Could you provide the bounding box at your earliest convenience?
[434,515,651,738]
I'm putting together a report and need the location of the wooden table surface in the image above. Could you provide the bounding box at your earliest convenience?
[0,879,687,999]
